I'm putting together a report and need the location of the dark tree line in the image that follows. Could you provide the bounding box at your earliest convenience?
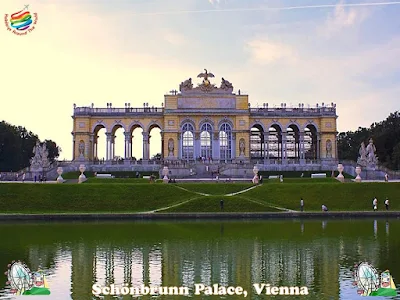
[0,121,61,172]
[338,111,400,170]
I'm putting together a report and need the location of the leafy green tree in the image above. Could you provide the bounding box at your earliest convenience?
[338,111,400,170]
[0,121,61,171]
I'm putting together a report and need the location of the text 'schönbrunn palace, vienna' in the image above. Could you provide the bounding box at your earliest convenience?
[71,69,338,177]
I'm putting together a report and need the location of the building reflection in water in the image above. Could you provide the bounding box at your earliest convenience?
[1,220,397,300]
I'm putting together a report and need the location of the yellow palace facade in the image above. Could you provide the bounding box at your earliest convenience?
[71,70,338,170]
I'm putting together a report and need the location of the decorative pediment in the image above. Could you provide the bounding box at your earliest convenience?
[179,69,234,95]
[96,120,103,123]
[290,119,297,123]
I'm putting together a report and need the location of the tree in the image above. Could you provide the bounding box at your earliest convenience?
[44,139,61,163]
[0,121,61,171]
[337,111,400,170]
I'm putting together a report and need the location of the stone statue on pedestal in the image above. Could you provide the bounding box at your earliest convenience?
[78,141,85,159]
[357,142,367,167]
[29,141,51,176]
[326,139,332,158]
[179,78,193,92]
[239,139,245,156]
[366,138,378,166]
[168,139,174,157]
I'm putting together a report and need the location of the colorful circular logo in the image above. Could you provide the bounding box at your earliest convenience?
[10,8,32,31]
[4,5,38,35]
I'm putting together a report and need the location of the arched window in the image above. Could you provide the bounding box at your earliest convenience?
[200,123,212,159]
[219,123,232,160]
[182,123,194,160]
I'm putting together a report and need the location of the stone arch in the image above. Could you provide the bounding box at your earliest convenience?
[180,118,196,130]
[199,117,215,130]
[303,121,319,132]
[110,121,127,134]
[265,121,283,132]
[285,121,301,132]
[267,122,283,160]
[249,121,266,132]
[304,123,319,160]
[128,121,145,133]
[286,123,301,160]
[92,121,107,133]
[147,120,163,132]
[218,117,234,130]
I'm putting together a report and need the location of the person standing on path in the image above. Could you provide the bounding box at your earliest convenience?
[300,198,304,212]
[385,198,389,210]
[373,197,378,211]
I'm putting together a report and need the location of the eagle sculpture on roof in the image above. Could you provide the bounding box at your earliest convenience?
[197,69,215,86]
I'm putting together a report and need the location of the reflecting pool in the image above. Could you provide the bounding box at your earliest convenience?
[0,219,399,299]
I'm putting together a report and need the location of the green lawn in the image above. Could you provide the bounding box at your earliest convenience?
[244,182,400,211]
[163,195,280,212]
[175,183,253,195]
[0,180,399,213]
[0,183,195,213]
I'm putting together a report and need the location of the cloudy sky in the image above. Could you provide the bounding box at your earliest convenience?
[1,0,400,160]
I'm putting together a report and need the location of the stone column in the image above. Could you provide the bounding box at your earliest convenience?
[89,134,94,161]
[72,136,76,160]
[111,135,116,160]
[94,135,98,160]
[142,132,150,161]
[299,132,305,164]
[263,133,269,163]
[106,133,112,161]
[124,132,132,161]
[212,132,220,161]
[177,133,181,160]
[129,134,133,160]
[316,133,321,160]
[194,131,201,159]
[160,131,164,159]
[231,132,236,160]
[282,131,287,164]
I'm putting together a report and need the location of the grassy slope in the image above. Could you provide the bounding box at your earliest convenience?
[175,183,253,195]
[163,195,281,212]
[245,182,400,211]
[0,180,399,213]
[0,183,195,213]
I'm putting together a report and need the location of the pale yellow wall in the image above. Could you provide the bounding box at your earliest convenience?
[164,95,178,109]
[236,96,249,110]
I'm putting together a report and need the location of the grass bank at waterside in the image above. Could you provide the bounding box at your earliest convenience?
[0,178,399,214]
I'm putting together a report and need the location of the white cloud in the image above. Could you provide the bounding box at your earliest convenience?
[245,38,297,64]
[319,0,370,37]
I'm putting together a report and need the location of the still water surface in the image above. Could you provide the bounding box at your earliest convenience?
[0,219,399,299]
